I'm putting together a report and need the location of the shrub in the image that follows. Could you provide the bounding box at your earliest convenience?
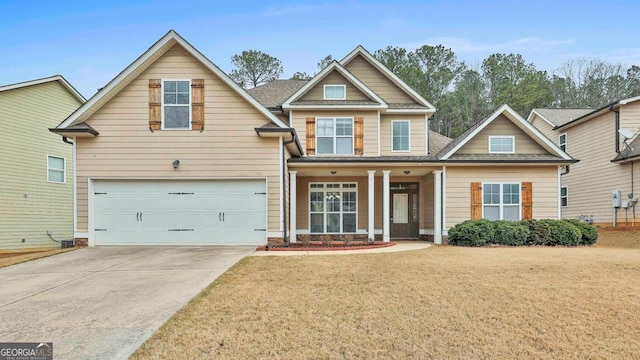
[539,219,581,246]
[564,219,599,245]
[448,219,495,247]
[520,219,551,245]
[493,221,530,246]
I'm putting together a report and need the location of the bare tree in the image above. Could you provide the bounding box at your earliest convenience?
[230,50,283,88]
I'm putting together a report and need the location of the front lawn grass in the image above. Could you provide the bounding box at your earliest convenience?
[0,247,77,268]
[132,237,640,359]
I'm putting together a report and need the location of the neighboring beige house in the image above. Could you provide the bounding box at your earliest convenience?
[52,30,574,246]
[529,101,640,226]
[1,76,85,251]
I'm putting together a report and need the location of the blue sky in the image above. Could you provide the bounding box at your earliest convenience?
[2,0,640,98]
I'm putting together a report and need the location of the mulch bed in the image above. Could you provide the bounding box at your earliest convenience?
[256,241,396,251]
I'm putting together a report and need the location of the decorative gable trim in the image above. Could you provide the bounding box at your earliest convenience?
[340,45,436,112]
[281,61,386,109]
[56,30,288,130]
[440,104,573,160]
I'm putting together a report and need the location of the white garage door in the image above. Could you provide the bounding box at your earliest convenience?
[93,179,267,245]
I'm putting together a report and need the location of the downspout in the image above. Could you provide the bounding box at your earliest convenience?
[609,104,620,153]
[62,136,73,145]
[560,165,570,176]
[282,133,296,247]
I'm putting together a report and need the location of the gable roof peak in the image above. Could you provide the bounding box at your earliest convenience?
[0,75,85,103]
[56,30,288,130]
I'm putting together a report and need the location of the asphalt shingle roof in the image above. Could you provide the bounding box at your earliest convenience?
[246,79,308,108]
[533,108,593,127]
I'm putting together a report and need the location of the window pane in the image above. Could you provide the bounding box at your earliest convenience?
[177,81,189,92]
[164,106,190,128]
[317,137,334,154]
[484,184,500,204]
[317,119,333,136]
[342,191,356,212]
[336,137,352,154]
[48,157,64,170]
[343,213,356,232]
[326,192,341,212]
[336,119,352,136]
[503,205,519,221]
[484,206,500,220]
[310,192,324,212]
[164,93,177,104]
[561,187,567,196]
[561,197,568,207]
[177,93,189,104]
[310,214,324,233]
[327,214,340,232]
[48,170,64,183]
[164,81,176,92]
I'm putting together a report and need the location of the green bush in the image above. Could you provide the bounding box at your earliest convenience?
[448,219,495,247]
[493,221,530,246]
[564,219,599,245]
[520,219,551,245]
[539,219,581,246]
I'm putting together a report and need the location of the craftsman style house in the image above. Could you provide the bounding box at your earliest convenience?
[1,76,85,251]
[52,30,574,246]
[529,102,640,226]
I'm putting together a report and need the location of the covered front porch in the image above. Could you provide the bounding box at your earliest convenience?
[288,163,445,244]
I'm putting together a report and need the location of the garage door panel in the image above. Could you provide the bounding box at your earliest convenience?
[94,180,267,246]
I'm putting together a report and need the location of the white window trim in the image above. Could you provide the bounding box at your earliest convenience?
[559,133,567,152]
[47,155,66,184]
[309,182,358,234]
[161,78,192,130]
[481,182,521,220]
[488,136,515,154]
[316,117,354,155]
[391,120,411,152]
[561,186,568,207]
[323,84,346,100]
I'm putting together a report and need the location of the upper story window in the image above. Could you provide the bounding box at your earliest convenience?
[47,155,65,183]
[559,133,567,152]
[489,136,515,153]
[483,183,520,220]
[163,80,191,129]
[317,118,353,154]
[392,120,410,152]
[323,85,346,100]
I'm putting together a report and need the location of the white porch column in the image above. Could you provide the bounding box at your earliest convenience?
[367,170,376,241]
[433,170,443,244]
[383,170,391,242]
[289,171,297,243]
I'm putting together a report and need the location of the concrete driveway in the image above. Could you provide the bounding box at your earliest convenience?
[0,246,254,360]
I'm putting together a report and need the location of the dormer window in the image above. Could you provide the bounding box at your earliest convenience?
[323,85,346,100]
[489,136,514,153]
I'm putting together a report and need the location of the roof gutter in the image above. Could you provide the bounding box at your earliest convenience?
[254,127,303,156]
[609,104,621,154]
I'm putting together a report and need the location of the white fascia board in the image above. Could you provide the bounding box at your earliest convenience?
[282,61,386,108]
[285,104,387,110]
[384,108,435,114]
[527,109,555,127]
[340,45,437,111]
[58,30,287,129]
[619,95,640,105]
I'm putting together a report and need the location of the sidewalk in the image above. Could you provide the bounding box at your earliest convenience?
[250,241,432,256]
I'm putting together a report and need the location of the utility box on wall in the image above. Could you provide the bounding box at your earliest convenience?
[612,190,622,208]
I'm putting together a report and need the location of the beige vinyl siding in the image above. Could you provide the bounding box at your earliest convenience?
[292,110,378,156]
[458,115,549,154]
[559,110,640,224]
[380,114,426,155]
[295,174,432,232]
[343,55,417,104]
[530,115,556,145]
[445,166,559,229]
[299,71,369,101]
[75,44,282,233]
[0,81,81,250]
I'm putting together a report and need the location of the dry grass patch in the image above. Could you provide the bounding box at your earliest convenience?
[595,229,640,249]
[132,246,640,359]
[0,248,77,268]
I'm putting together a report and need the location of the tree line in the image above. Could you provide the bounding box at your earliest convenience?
[230,47,640,137]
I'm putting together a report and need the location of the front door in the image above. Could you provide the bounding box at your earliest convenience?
[390,183,419,239]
